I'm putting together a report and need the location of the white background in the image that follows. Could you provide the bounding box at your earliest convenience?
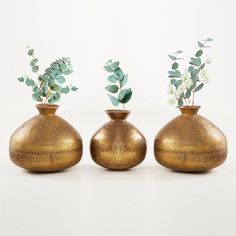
[0,0,236,235]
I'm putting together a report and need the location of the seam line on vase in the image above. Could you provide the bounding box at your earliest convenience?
[156,148,227,154]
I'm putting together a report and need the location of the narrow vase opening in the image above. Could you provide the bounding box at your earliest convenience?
[106,109,130,121]
[36,104,59,115]
[179,106,200,115]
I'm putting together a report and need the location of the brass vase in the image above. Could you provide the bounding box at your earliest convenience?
[154,106,227,172]
[90,110,146,170]
[9,104,83,172]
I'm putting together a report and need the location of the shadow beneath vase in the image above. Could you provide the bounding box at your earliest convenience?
[168,169,212,175]
[25,169,70,175]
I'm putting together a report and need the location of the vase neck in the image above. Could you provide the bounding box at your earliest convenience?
[106,110,130,121]
[36,104,59,115]
[179,106,200,115]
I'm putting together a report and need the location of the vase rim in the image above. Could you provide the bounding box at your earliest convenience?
[179,105,201,109]
[105,109,131,114]
[105,109,130,120]
[36,103,59,115]
[179,105,201,115]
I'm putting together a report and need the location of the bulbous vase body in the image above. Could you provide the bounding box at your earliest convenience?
[154,106,227,172]
[9,104,83,172]
[90,110,146,170]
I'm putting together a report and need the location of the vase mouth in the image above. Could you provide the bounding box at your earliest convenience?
[36,104,59,115]
[179,105,201,115]
[105,109,130,120]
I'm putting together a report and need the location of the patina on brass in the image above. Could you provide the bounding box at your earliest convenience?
[154,106,227,172]
[9,104,83,172]
[90,110,146,170]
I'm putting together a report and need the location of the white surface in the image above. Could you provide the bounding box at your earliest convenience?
[0,0,236,235]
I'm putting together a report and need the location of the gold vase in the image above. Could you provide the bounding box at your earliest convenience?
[154,106,227,172]
[90,110,146,170]
[9,104,83,172]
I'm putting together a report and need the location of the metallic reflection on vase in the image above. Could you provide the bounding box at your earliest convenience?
[9,104,83,172]
[90,110,146,170]
[154,106,227,172]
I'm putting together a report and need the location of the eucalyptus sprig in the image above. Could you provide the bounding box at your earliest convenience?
[17,47,78,104]
[104,59,132,109]
[167,38,213,107]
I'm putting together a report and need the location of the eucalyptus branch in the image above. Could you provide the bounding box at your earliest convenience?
[17,47,78,104]
[104,59,132,109]
[167,38,213,107]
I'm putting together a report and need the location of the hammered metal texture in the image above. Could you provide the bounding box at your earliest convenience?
[90,110,146,170]
[154,106,227,172]
[9,104,83,172]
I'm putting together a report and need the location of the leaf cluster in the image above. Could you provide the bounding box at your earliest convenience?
[104,60,132,107]
[18,48,78,103]
[168,38,213,106]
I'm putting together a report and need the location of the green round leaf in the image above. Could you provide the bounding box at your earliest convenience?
[199,63,205,70]
[33,86,40,93]
[118,89,127,101]
[170,79,182,88]
[60,64,73,75]
[190,57,201,67]
[168,70,181,78]
[188,66,194,72]
[53,92,61,102]
[56,75,65,84]
[27,49,34,56]
[104,65,113,72]
[56,59,65,67]
[71,86,78,91]
[114,67,124,80]
[50,62,60,70]
[190,68,200,79]
[120,88,132,104]
[172,62,178,70]
[105,85,119,93]
[52,84,62,92]
[48,92,61,103]
[108,94,119,106]
[48,79,56,88]
[170,79,176,85]
[32,65,39,73]
[110,61,119,70]
[107,75,117,83]
[193,83,204,92]
[40,74,51,82]
[30,58,38,66]
[51,68,61,78]
[195,50,203,57]
[61,87,70,94]
[32,93,43,102]
[197,41,204,48]
[48,98,55,104]
[185,89,192,98]
[175,80,182,88]
[168,55,176,60]
[105,59,113,66]
[17,77,25,82]
[26,78,35,86]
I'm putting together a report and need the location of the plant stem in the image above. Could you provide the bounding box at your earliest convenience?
[184,98,188,106]
[44,92,50,104]
[30,49,44,104]
[192,92,195,106]
[122,103,125,110]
